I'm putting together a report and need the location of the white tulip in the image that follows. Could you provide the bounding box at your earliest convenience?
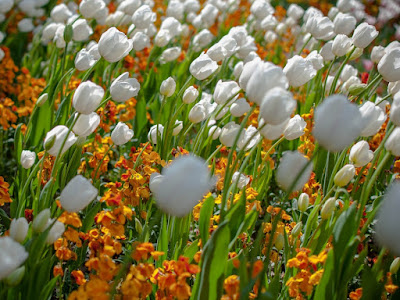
[0,237,28,280]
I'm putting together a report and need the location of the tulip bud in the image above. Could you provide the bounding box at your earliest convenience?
[111,122,134,146]
[298,193,310,212]
[208,125,221,140]
[32,209,50,232]
[135,218,143,235]
[276,151,313,192]
[10,218,29,243]
[182,86,199,104]
[349,141,373,167]
[63,23,73,44]
[172,120,183,136]
[332,34,353,57]
[232,172,250,189]
[291,222,302,238]
[72,19,93,42]
[20,150,36,169]
[334,164,356,187]
[148,124,164,144]
[359,102,386,137]
[320,41,335,61]
[60,175,98,212]
[160,77,176,97]
[390,257,400,274]
[275,234,284,251]
[37,93,48,107]
[349,47,363,60]
[321,197,336,220]
[44,134,56,151]
[333,13,356,35]
[283,115,306,140]
[4,266,25,286]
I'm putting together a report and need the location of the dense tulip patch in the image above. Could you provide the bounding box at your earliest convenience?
[1,0,400,299]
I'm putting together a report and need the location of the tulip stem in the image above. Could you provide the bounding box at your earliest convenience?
[329,47,356,95]
[375,94,391,107]
[298,35,312,55]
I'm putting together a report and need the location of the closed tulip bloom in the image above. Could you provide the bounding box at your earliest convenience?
[334,164,356,187]
[359,101,386,137]
[320,41,335,61]
[321,197,336,220]
[189,52,218,80]
[238,125,261,151]
[220,122,243,147]
[313,95,362,152]
[213,80,240,105]
[238,57,261,91]
[79,0,106,19]
[232,172,250,189]
[375,181,400,255]
[72,81,104,114]
[172,120,183,136]
[148,124,164,144]
[378,48,400,82]
[230,98,250,117]
[60,175,98,212]
[72,112,100,137]
[0,237,29,280]
[333,12,356,35]
[111,122,134,145]
[32,209,50,233]
[247,62,288,105]
[298,193,310,212]
[160,77,176,97]
[385,127,400,156]
[0,0,13,14]
[352,22,378,49]
[305,16,335,40]
[160,47,181,63]
[284,55,316,87]
[98,27,133,63]
[283,115,306,140]
[259,118,289,140]
[72,19,93,42]
[151,155,213,217]
[18,18,34,33]
[332,34,353,57]
[390,94,400,126]
[110,72,140,102]
[340,65,358,82]
[45,220,65,244]
[207,35,237,62]
[131,5,156,29]
[20,150,36,169]
[276,151,313,192]
[44,125,77,156]
[50,4,72,23]
[132,31,150,51]
[349,141,373,167]
[208,125,221,140]
[75,48,97,71]
[10,218,29,243]
[189,104,207,123]
[371,46,386,64]
[259,87,296,125]
[182,86,199,104]
[306,51,324,71]
[389,81,400,96]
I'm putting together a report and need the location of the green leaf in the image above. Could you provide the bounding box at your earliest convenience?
[82,201,102,232]
[38,276,58,300]
[314,249,334,298]
[183,239,199,262]
[199,196,215,244]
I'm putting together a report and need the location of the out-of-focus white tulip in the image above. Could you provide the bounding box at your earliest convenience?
[378,48,400,82]
[72,112,100,137]
[172,120,183,136]
[51,4,72,23]
[111,122,134,145]
[375,181,400,255]
[313,94,362,152]
[132,31,150,51]
[238,57,261,91]
[79,0,106,19]
[45,220,65,244]
[110,72,140,102]
[320,41,335,61]
[131,5,156,29]
[258,118,289,140]
[334,164,356,187]
[283,115,306,140]
[230,98,250,117]
[305,15,335,41]
[276,151,313,192]
[207,35,237,62]
[0,237,28,280]
[385,127,400,156]
[359,101,386,137]
[371,46,386,64]
[60,175,98,212]
[298,193,310,212]
[238,125,261,151]
[349,141,373,167]
[352,22,378,49]
[0,0,13,14]
[283,55,316,87]
[287,4,304,20]
[232,172,250,189]
[20,150,36,169]
[18,18,34,32]
[189,52,218,81]
[98,27,133,63]
[160,47,181,63]
[72,19,93,41]
[32,209,50,233]
[151,155,213,217]
[44,125,77,156]
[220,122,242,147]
[72,81,104,114]
[306,50,324,71]
[213,80,240,105]
[10,218,29,243]
[259,87,296,125]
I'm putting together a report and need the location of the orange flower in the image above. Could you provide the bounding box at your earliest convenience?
[71,270,86,286]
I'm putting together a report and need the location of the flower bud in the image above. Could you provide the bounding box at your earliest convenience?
[4,266,25,286]
[348,83,367,96]
[148,124,164,144]
[349,47,363,60]
[182,86,199,104]
[390,257,400,274]
[36,93,48,107]
[275,234,284,251]
[111,122,134,146]
[63,23,73,44]
[334,164,356,187]
[160,77,176,97]
[60,175,98,212]
[44,134,56,151]
[232,172,250,189]
[321,197,336,220]
[32,209,51,232]
[371,46,386,64]
[213,80,240,105]
[298,193,310,212]
[135,217,143,235]
[72,19,93,42]
[283,115,306,140]
[291,222,302,238]
[172,120,183,136]
[332,34,353,57]
[10,218,29,243]
[20,150,36,169]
